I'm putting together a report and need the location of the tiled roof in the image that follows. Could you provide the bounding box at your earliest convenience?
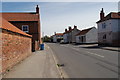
[75,27,93,36]
[97,12,120,23]
[55,33,63,36]
[0,17,32,37]
[1,12,39,21]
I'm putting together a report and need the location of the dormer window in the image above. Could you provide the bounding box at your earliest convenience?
[22,25,29,33]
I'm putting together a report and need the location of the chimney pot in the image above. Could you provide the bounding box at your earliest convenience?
[69,27,72,30]
[54,32,56,35]
[74,25,77,29]
[36,5,39,14]
[65,29,67,32]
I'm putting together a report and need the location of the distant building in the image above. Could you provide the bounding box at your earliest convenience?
[63,29,69,43]
[53,32,63,43]
[96,8,120,46]
[63,25,80,43]
[1,5,41,51]
[76,27,98,44]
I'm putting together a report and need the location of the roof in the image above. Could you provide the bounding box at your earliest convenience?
[0,17,32,37]
[75,27,93,36]
[63,30,72,34]
[1,12,39,21]
[64,28,80,34]
[55,33,63,36]
[97,12,120,23]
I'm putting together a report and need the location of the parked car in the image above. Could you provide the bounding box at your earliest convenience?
[60,40,64,44]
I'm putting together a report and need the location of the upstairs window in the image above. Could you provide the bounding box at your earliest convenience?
[22,25,29,33]
[102,23,106,29]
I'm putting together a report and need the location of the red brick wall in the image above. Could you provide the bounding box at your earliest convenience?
[9,21,40,51]
[2,29,32,73]
[0,29,2,74]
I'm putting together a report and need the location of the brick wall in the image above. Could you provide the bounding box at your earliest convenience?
[2,29,32,73]
[9,21,40,51]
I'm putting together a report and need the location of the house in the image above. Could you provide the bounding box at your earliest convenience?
[1,5,41,52]
[63,25,80,43]
[75,27,98,44]
[53,34,57,43]
[53,32,63,43]
[63,29,69,43]
[96,8,120,46]
[67,25,80,43]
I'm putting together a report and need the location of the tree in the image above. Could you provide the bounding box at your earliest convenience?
[42,35,51,42]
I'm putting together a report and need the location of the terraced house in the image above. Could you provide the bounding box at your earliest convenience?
[63,25,80,43]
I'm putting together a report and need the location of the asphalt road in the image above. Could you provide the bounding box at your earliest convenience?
[47,43,119,78]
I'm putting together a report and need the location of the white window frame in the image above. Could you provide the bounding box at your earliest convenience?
[22,25,29,33]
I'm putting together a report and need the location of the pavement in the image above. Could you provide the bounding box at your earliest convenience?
[75,44,119,52]
[100,46,119,52]
[3,44,61,78]
[2,43,119,79]
[47,43,118,78]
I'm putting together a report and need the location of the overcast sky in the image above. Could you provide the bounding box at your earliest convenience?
[2,2,118,36]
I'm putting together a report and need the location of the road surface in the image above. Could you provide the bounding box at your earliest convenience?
[47,43,118,78]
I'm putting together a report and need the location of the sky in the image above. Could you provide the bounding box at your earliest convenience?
[1,2,118,36]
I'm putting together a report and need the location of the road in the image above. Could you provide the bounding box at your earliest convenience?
[47,43,118,78]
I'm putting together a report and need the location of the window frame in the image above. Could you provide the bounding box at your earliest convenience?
[22,25,29,33]
[102,23,106,29]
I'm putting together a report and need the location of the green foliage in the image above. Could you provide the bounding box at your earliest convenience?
[42,35,52,42]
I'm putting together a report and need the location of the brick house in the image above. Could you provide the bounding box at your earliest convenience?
[1,5,41,52]
[96,8,120,46]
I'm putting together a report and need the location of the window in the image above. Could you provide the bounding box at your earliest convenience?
[103,34,106,39]
[102,23,106,29]
[22,25,29,33]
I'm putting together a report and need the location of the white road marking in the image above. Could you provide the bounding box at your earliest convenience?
[60,45,69,47]
[87,51,105,58]
[61,45,105,58]
[72,48,105,58]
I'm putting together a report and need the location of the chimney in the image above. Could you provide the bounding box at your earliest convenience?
[74,25,77,29]
[54,32,56,35]
[36,5,39,14]
[65,29,67,32]
[69,26,72,31]
[100,8,105,20]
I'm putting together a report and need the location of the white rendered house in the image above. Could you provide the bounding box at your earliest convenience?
[76,27,98,44]
[96,8,120,46]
